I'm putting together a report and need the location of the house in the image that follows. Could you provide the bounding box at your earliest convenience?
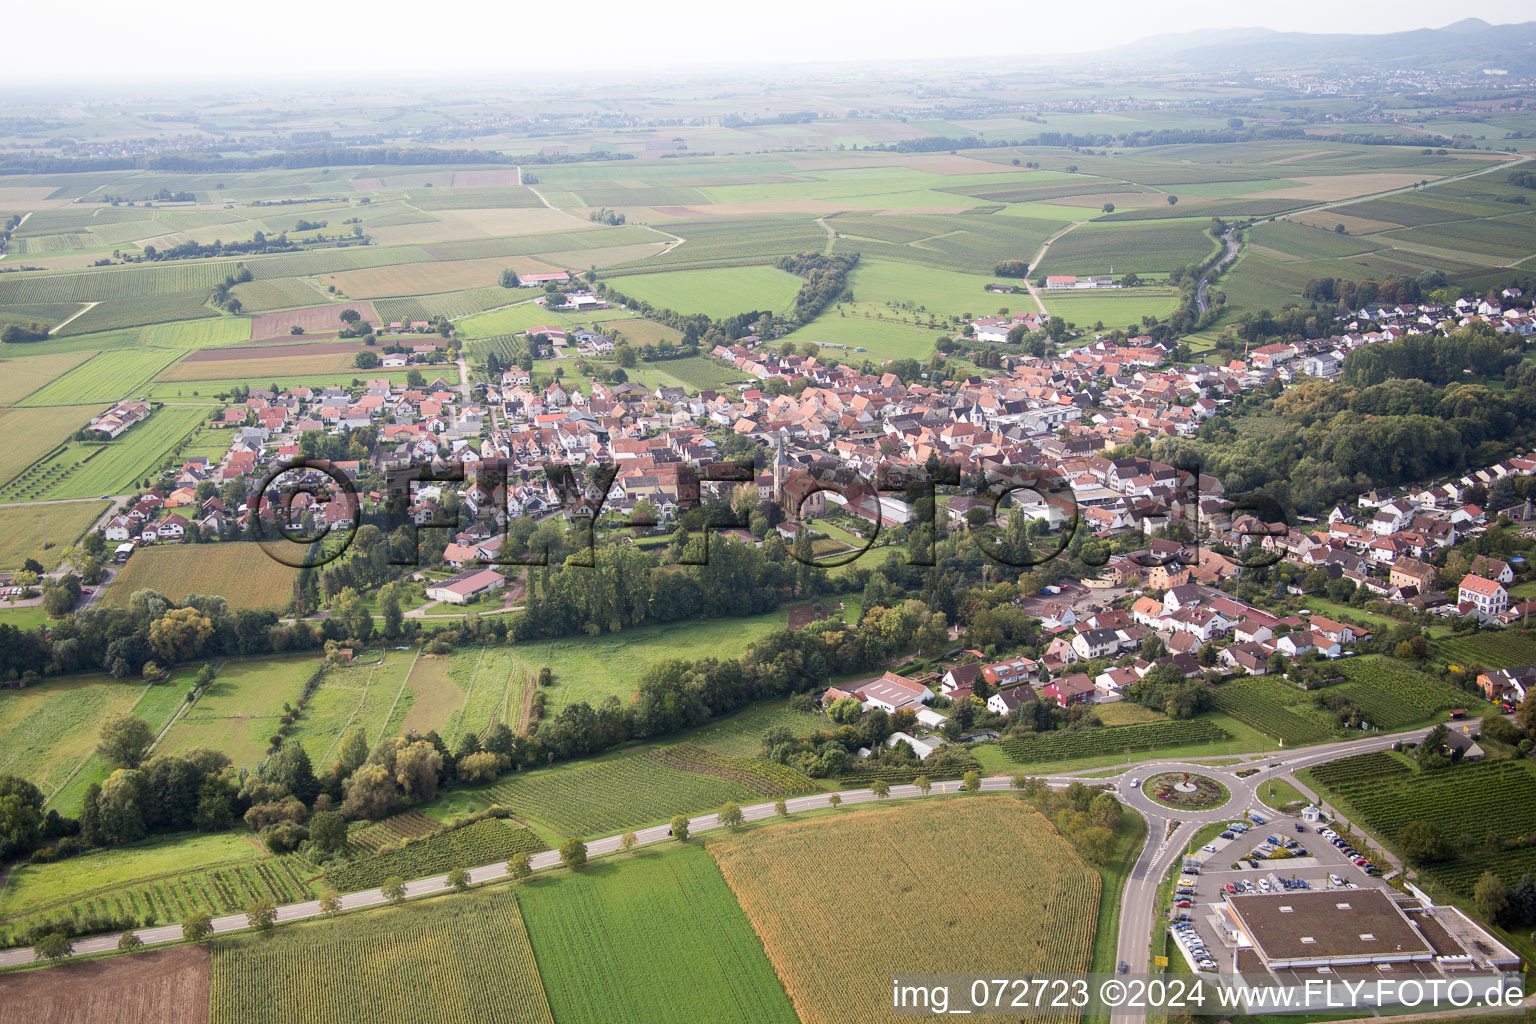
[1043,673,1096,705]
[987,685,1039,716]
[1457,574,1509,621]
[981,656,1038,689]
[1469,555,1514,584]
[1071,627,1125,661]
[1307,615,1355,646]
[884,732,941,760]
[1476,666,1534,704]
[1389,557,1436,592]
[940,663,982,695]
[424,567,507,605]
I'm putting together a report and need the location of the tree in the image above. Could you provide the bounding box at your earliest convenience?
[828,792,842,809]
[97,712,153,768]
[499,269,520,288]
[620,830,637,852]
[117,931,144,953]
[871,779,890,799]
[1397,819,1450,863]
[962,771,981,792]
[914,775,931,796]
[1474,870,1510,924]
[559,837,588,871]
[447,867,471,893]
[378,583,403,639]
[1166,195,1178,206]
[339,726,370,777]
[33,932,71,963]
[246,898,277,931]
[1101,203,1115,214]
[508,852,532,879]
[382,877,408,905]
[354,350,380,369]
[1516,688,1536,737]
[339,308,361,325]
[719,801,744,830]
[319,890,342,917]
[393,740,443,801]
[0,776,45,859]
[183,911,214,945]
[309,810,347,856]
[670,814,690,841]
[774,798,789,817]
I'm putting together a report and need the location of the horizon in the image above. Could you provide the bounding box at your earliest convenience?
[5,2,1536,87]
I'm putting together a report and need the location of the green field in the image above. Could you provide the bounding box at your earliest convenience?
[0,404,208,502]
[783,304,945,361]
[614,356,746,394]
[517,843,797,1024]
[0,499,108,569]
[461,743,813,838]
[1041,286,1182,327]
[284,649,420,766]
[606,266,803,318]
[1431,630,1536,670]
[0,831,315,936]
[843,259,1018,316]
[0,674,156,805]
[510,607,801,713]
[157,655,319,767]
[1037,219,1218,276]
[48,669,192,817]
[0,405,106,493]
[1208,677,1338,746]
[0,349,97,406]
[211,889,555,1024]
[689,702,827,756]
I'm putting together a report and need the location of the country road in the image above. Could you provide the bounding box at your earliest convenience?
[1022,222,1083,315]
[0,723,1454,972]
[1195,228,1239,315]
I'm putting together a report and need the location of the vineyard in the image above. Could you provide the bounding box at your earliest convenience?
[477,743,814,837]
[1000,719,1230,764]
[1430,847,1536,896]
[343,810,442,855]
[690,703,825,756]
[1433,630,1536,670]
[1,856,316,940]
[517,843,797,1024]
[1305,759,1536,860]
[708,799,1100,1024]
[326,818,544,892]
[1331,657,1474,729]
[210,890,554,1024]
[1208,678,1336,745]
[1305,750,1411,790]
[838,748,981,783]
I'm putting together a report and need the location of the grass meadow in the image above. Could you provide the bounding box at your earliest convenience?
[605,266,803,318]
[0,499,109,568]
[99,543,300,611]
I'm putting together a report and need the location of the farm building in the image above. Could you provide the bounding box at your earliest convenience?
[1045,275,1120,290]
[424,567,507,605]
[519,272,571,288]
[823,671,933,713]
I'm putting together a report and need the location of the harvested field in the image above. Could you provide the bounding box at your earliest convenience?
[0,946,209,1024]
[437,207,598,236]
[160,352,359,381]
[179,340,358,362]
[0,500,108,569]
[449,170,523,187]
[100,543,299,612]
[1241,173,1432,202]
[321,257,560,298]
[249,301,381,341]
[708,799,1100,1024]
[0,405,107,491]
[0,350,96,406]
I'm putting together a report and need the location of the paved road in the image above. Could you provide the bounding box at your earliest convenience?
[1022,222,1083,315]
[0,724,1442,972]
[1196,228,1239,315]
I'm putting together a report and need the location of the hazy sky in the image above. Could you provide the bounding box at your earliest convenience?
[7,0,1535,83]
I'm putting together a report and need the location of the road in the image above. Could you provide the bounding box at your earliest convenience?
[0,724,1448,970]
[1195,228,1239,315]
[1022,222,1084,315]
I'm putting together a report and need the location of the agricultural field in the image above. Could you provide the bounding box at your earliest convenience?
[1303,754,1536,896]
[518,843,797,1024]
[17,348,187,405]
[0,673,152,805]
[1208,678,1338,746]
[284,649,421,766]
[99,543,300,612]
[0,498,108,569]
[605,266,803,318]
[325,819,543,891]
[1330,656,1486,728]
[155,655,320,767]
[0,404,107,494]
[0,405,209,502]
[615,356,746,394]
[999,718,1231,763]
[708,798,1100,1024]
[0,349,96,405]
[249,301,381,341]
[1035,219,1218,277]
[782,304,945,361]
[504,608,800,714]
[158,347,361,381]
[0,947,210,1024]
[1041,287,1182,327]
[1432,630,1536,670]
[689,702,827,756]
[210,890,554,1024]
[468,743,813,838]
[0,829,314,932]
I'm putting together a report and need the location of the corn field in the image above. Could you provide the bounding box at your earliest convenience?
[709,799,1101,1024]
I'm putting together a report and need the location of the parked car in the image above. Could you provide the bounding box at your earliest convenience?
[1203,844,1217,853]
[1174,899,1192,908]
[1224,883,1238,894]
[1329,873,1343,886]
[1220,831,1235,840]
[1249,814,1267,825]
[1295,823,1307,832]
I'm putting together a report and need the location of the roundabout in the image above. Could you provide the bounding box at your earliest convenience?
[1142,771,1229,811]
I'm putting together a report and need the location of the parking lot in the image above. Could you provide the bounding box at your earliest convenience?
[1167,809,1391,972]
